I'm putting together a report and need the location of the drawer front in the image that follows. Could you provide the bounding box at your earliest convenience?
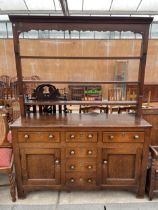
[66,132,97,143]
[66,148,97,158]
[103,132,144,143]
[18,131,60,143]
[66,172,96,186]
[66,158,96,172]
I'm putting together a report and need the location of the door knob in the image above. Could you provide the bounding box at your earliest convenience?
[88,134,93,139]
[109,135,114,139]
[49,134,54,139]
[134,135,139,139]
[87,165,93,169]
[70,178,75,183]
[70,165,75,170]
[70,150,75,155]
[103,160,108,164]
[24,134,29,139]
[70,134,75,139]
[55,159,60,165]
[87,150,92,155]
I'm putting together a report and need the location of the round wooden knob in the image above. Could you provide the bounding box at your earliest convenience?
[70,150,75,155]
[87,165,92,169]
[55,159,60,165]
[70,165,75,170]
[88,134,93,139]
[24,134,29,139]
[87,150,92,155]
[70,178,75,183]
[87,178,92,183]
[109,135,114,139]
[134,135,139,139]
[103,160,107,164]
[70,134,75,139]
[49,134,54,139]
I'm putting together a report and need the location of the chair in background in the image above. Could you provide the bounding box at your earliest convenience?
[0,81,6,99]
[10,77,19,99]
[11,100,21,122]
[108,87,123,101]
[0,75,10,87]
[0,114,16,202]
[79,105,108,113]
[108,87,123,113]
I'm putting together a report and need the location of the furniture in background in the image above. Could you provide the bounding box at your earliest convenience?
[0,99,21,122]
[141,103,158,200]
[0,75,10,87]
[142,104,158,146]
[126,83,158,103]
[0,114,16,202]
[68,85,102,101]
[69,85,106,113]
[146,146,158,200]
[79,105,108,113]
[0,75,18,99]
[108,87,123,113]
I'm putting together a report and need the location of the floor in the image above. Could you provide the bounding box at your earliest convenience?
[1,174,158,210]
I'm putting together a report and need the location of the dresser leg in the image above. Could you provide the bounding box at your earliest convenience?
[17,190,26,199]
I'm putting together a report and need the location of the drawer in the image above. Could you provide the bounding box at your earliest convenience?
[66,158,96,172]
[66,132,97,143]
[66,148,97,158]
[103,132,144,143]
[18,131,60,143]
[66,172,96,186]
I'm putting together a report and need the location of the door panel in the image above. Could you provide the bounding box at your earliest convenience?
[101,146,142,186]
[20,148,61,185]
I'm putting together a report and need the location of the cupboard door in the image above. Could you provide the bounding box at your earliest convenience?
[101,146,142,186]
[20,148,61,185]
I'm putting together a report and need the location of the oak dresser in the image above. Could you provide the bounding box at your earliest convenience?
[11,113,151,198]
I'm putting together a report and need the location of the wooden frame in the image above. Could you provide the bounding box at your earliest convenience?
[9,16,153,116]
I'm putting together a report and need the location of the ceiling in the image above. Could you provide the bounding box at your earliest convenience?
[1,0,158,21]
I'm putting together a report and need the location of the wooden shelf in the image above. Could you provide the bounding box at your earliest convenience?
[24,100,137,106]
[20,55,141,60]
[23,80,139,85]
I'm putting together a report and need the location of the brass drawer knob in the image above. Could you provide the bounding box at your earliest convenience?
[103,160,107,164]
[24,134,29,139]
[70,150,75,155]
[49,134,54,139]
[70,165,75,170]
[55,159,60,165]
[70,134,75,139]
[88,134,93,139]
[87,178,92,183]
[87,150,92,155]
[70,178,75,183]
[134,135,139,139]
[87,165,93,169]
[109,135,114,139]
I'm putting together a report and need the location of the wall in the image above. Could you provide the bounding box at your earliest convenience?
[0,39,158,98]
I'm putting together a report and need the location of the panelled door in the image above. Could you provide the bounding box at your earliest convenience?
[101,146,142,187]
[20,148,61,186]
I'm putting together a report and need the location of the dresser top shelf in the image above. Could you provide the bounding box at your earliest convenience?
[10,113,151,128]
